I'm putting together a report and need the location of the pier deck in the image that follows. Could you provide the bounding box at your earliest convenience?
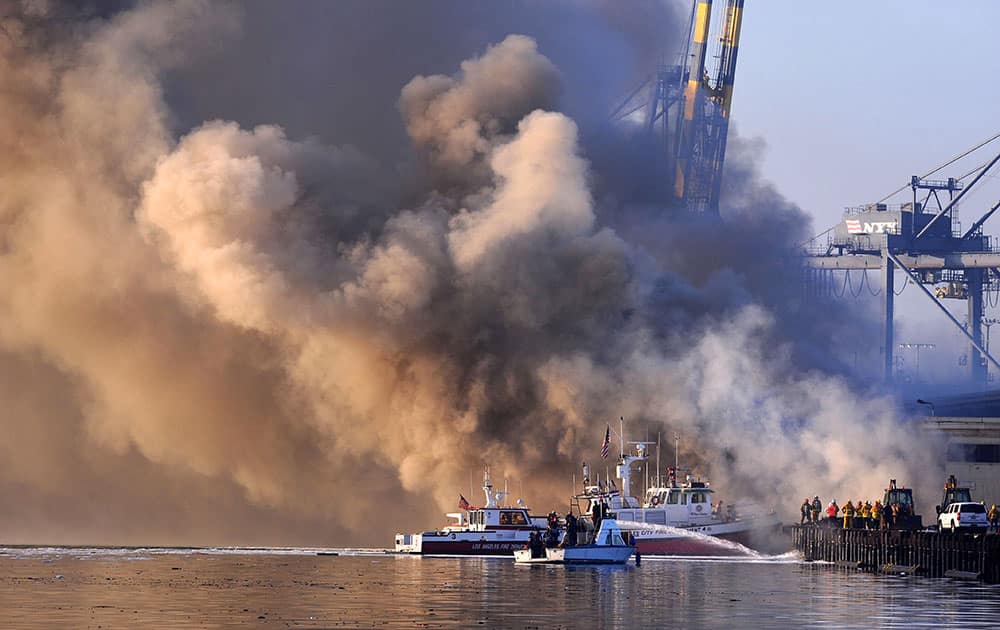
[791,525,1000,583]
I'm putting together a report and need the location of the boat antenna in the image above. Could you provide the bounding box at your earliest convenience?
[656,431,661,488]
[644,459,648,499]
[619,416,625,459]
[674,432,680,473]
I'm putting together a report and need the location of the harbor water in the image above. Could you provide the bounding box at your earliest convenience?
[2,547,999,628]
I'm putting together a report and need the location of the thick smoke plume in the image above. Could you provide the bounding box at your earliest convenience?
[0,1,938,546]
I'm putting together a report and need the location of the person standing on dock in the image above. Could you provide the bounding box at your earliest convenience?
[860,501,871,529]
[842,500,855,529]
[826,500,839,526]
[811,496,822,524]
[800,499,811,525]
[989,504,999,532]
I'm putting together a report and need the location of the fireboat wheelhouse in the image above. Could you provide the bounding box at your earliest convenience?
[394,469,547,556]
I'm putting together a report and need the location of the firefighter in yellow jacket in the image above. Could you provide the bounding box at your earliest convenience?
[871,501,882,530]
[842,500,855,529]
[860,501,871,529]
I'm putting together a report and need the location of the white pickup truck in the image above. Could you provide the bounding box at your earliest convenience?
[937,502,989,532]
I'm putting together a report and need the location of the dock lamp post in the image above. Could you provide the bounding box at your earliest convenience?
[916,399,935,417]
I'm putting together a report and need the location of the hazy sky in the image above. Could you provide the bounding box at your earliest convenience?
[733,1,1000,385]
[736,1,1000,227]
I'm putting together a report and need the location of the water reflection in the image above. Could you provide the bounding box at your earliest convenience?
[0,549,998,628]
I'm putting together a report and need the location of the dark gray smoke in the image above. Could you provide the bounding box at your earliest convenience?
[0,0,936,546]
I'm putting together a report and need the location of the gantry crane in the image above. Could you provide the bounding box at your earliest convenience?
[803,136,1000,385]
[610,0,745,215]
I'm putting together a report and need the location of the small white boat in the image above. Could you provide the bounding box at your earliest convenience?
[514,518,635,565]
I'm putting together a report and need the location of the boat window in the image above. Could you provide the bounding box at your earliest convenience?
[644,511,666,525]
[667,491,679,505]
[510,512,528,525]
[680,492,688,505]
[500,512,512,525]
[691,492,706,504]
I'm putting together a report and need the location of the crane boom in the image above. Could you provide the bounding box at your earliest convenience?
[674,0,745,215]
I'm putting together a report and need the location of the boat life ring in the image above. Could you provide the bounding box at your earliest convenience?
[695,504,704,513]
[649,496,660,507]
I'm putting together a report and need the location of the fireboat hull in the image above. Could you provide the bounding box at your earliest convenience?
[398,537,768,557]
[412,540,527,555]
[629,521,784,556]
[395,531,537,556]
[396,521,783,557]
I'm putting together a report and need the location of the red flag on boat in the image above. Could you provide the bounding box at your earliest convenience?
[458,495,471,511]
[601,424,610,459]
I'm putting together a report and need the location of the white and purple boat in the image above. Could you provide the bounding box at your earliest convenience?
[394,469,548,556]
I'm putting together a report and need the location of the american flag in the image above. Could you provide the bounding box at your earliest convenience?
[458,495,470,511]
[601,424,610,459]
[845,219,862,234]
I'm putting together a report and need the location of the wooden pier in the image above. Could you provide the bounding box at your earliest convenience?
[791,525,1000,583]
